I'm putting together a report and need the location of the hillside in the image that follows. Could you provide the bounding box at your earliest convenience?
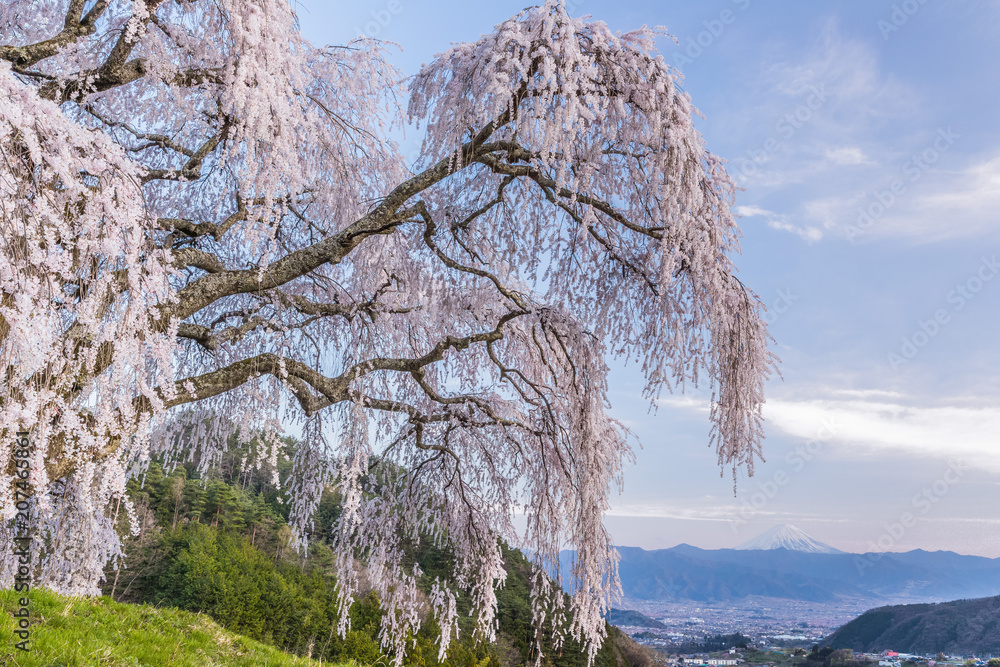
[0,587,332,667]
[825,594,1000,654]
[606,609,668,629]
[10,434,657,667]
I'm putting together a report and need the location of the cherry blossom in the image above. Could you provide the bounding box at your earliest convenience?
[0,1,774,662]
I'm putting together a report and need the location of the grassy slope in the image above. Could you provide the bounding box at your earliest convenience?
[0,588,352,667]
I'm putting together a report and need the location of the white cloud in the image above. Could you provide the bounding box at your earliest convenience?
[831,389,904,399]
[605,502,845,526]
[734,206,824,242]
[830,149,1000,243]
[892,154,1000,241]
[825,146,871,165]
[766,20,916,119]
[767,220,823,242]
[659,395,710,413]
[725,21,980,242]
[763,397,1000,473]
[605,503,746,521]
[735,205,772,217]
[661,392,1000,473]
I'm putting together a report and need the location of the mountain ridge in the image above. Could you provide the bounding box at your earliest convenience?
[560,542,1000,604]
[824,594,1000,654]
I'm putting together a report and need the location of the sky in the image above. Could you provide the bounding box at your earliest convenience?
[293,0,1000,558]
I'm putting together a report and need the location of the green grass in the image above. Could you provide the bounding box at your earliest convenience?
[0,588,357,667]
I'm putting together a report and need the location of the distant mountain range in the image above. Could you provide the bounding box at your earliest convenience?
[561,526,1000,604]
[825,594,1000,654]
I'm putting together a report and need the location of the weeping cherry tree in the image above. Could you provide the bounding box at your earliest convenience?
[0,0,775,662]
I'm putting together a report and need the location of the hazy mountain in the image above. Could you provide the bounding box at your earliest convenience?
[825,594,1000,654]
[607,544,849,602]
[560,541,1000,604]
[736,524,844,554]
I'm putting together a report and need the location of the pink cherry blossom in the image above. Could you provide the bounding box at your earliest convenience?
[0,1,774,662]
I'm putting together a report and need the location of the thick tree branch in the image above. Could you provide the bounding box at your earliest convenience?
[159,199,248,241]
[171,247,226,274]
[165,307,525,420]
[0,0,109,70]
[33,0,166,102]
[165,143,479,322]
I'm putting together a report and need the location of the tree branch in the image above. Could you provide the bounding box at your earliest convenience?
[0,0,109,71]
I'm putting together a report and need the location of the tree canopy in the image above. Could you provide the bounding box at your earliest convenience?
[0,0,774,662]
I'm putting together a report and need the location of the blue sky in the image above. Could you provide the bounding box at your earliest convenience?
[294,0,1000,557]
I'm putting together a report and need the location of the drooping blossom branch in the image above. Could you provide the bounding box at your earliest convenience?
[0,0,774,663]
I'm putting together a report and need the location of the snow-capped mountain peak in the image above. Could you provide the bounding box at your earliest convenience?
[735,524,843,554]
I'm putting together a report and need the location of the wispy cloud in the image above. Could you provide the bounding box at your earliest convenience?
[824,146,871,165]
[736,206,823,242]
[735,205,772,217]
[661,393,1000,473]
[725,18,1000,245]
[605,502,848,525]
[765,397,1000,473]
[767,220,823,242]
[831,389,904,399]
[874,153,1000,242]
[605,503,747,522]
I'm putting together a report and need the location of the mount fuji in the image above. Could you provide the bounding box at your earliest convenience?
[735,524,844,554]
[560,525,1000,603]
